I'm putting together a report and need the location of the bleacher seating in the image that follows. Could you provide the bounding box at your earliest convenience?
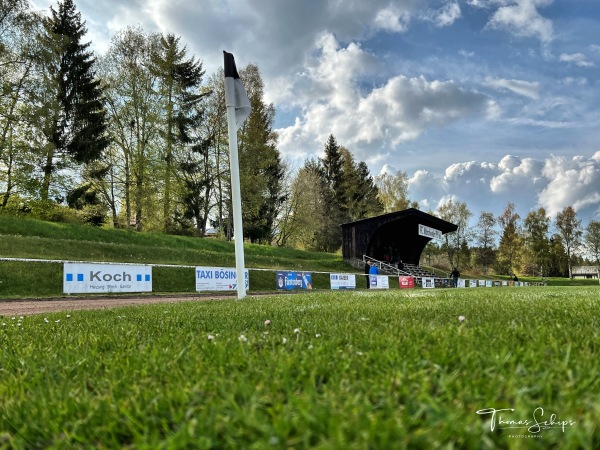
[362,256,439,279]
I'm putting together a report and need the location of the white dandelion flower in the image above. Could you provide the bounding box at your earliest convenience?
[282,337,287,344]
[207,334,215,341]
[238,334,248,343]
[294,328,300,334]
[458,315,466,322]
[315,333,321,338]
[44,318,49,323]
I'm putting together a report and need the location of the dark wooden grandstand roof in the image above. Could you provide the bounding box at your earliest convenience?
[340,208,458,266]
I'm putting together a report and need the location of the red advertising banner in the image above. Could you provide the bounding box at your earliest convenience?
[399,276,415,289]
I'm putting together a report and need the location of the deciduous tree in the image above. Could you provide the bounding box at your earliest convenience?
[522,208,551,276]
[437,199,472,269]
[374,171,411,213]
[496,203,522,275]
[583,220,600,283]
[555,206,582,278]
[473,211,497,274]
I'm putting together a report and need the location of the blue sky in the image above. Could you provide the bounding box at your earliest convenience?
[32,0,600,230]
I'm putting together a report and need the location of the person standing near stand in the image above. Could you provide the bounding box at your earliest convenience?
[365,260,371,288]
[450,267,460,288]
[369,262,380,288]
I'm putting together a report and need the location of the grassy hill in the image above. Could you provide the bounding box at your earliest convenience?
[0,216,354,298]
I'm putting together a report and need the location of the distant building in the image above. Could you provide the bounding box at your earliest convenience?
[341,208,457,267]
[572,266,599,279]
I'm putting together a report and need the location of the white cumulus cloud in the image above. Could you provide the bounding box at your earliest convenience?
[276,35,488,167]
[486,0,554,43]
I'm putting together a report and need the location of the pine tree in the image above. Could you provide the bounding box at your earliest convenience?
[320,134,345,205]
[37,0,108,201]
[339,149,382,220]
[237,64,286,244]
[150,33,205,232]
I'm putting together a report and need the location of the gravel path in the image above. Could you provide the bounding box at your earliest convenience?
[0,294,236,316]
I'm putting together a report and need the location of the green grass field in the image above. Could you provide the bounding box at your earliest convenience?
[1,287,598,449]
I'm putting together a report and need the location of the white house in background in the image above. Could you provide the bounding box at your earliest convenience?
[571,266,599,279]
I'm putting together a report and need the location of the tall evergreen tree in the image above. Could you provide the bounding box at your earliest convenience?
[320,134,345,206]
[150,33,204,232]
[339,148,382,220]
[37,0,108,201]
[237,64,286,244]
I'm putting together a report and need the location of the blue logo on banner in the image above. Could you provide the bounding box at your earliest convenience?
[276,271,312,290]
[65,273,84,282]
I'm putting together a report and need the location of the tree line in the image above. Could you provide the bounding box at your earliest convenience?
[429,201,600,278]
[0,0,283,242]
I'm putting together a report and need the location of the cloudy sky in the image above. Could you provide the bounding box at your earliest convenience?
[32,0,600,229]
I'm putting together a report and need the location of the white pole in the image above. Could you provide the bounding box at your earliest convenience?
[223,51,251,300]
[224,92,246,299]
[225,102,247,299]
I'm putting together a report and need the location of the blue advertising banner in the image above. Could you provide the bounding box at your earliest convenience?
[276,271,312,290]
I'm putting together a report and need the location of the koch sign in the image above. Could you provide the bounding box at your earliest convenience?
[64,263,152,294]
[195,266,249,291]
[276,271,312,290]
[330,273,356,290]
[418,224,442,240]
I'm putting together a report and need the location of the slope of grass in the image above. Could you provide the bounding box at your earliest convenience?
[1,288,598,448]
[0,216,356,298]
[0,216,346,270]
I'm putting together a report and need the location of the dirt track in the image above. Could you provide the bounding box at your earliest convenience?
[0,294,237,316]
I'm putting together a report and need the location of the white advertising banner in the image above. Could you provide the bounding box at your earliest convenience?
[63,263,152,294]
[457,279,466,288]
[469,279,478,288]
[370,275,389,289]
[330,273,356,290]
[422,277,435,288]
[196,266,249,291]
[418,224,442,240]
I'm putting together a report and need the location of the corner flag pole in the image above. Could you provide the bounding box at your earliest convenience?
[223,51,251,299]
